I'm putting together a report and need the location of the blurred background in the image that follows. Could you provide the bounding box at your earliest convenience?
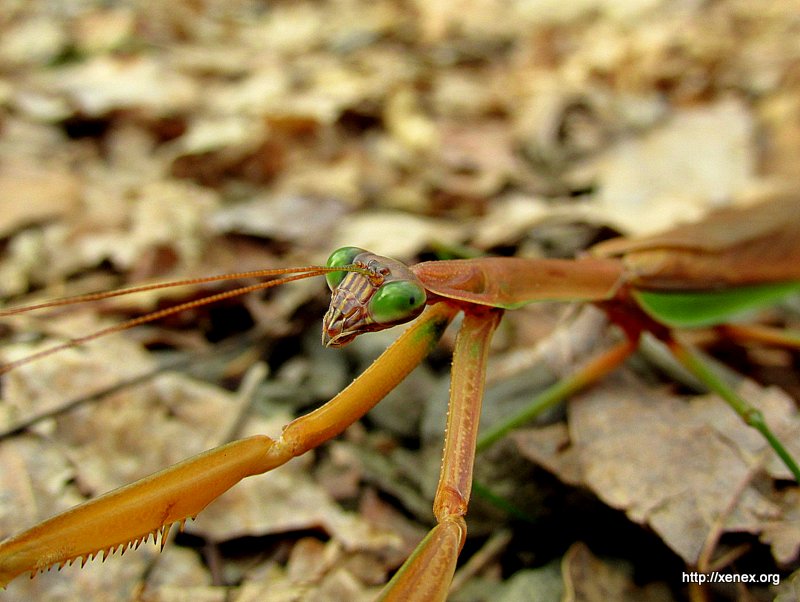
[0,1,798,600]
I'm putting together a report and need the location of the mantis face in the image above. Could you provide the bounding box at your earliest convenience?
[322,247,427,347]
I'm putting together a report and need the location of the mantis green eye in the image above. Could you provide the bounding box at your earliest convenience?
[369,280,427,324]
[326,246,365,290]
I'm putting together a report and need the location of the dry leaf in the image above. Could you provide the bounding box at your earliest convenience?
[595,99,756,235]
[0,164,81,238]
[514,372,800,564]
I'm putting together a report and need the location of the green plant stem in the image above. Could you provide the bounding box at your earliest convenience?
[471,481,538,523]
[669,339,800,482]
[472,340,635,518]
[477,340,635,453]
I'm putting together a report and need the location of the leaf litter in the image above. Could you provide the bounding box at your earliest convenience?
[512,372,800,565]
[0,0,799,600]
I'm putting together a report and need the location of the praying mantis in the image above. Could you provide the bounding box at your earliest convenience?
[0,193,799,599]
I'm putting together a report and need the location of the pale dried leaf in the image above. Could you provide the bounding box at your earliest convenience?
[514,373,800,564]
[332,211,464,259]
[210,195,348,245]
[760,489,800,566]
[596,99,756,235]
[0,165,81,238]
[773,570,800,602]
[46,55,196,116]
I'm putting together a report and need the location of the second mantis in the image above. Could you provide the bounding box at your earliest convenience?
[0,193,799,599]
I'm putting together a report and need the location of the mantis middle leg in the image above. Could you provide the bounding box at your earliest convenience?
[379,307,503,601]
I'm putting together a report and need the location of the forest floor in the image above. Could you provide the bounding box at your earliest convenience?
[0,1,799,600]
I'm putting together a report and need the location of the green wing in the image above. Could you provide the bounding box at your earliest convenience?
[634,281,800,328]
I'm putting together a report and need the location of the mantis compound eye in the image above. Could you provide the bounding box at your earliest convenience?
[325,246,366,290]
[369,280,427,324]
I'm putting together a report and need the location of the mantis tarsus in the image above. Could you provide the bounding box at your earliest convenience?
[0,195,798,599]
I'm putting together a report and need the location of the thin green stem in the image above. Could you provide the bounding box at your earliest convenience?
[477,375,578,453]
[477,340,635,453]
[470,481,538,523]
[473,340,635,519]
[669,339,800,482]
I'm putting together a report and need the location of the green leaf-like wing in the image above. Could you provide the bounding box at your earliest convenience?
[634,281,800,328]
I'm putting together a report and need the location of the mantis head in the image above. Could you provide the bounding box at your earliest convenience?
[322,247,428,347]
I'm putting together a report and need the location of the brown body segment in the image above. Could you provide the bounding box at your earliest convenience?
[592,193,800,289]
[411,256,624,309]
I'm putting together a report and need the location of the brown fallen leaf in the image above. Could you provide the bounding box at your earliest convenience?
[0,164,82,239]
[513,371,800,565]
[760,489,800,566]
